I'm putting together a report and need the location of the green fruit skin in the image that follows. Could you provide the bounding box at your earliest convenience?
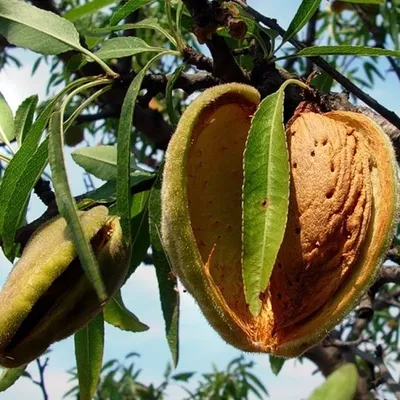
[0,206,129,368]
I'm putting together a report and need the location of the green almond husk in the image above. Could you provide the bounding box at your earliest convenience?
[0,206,129,368]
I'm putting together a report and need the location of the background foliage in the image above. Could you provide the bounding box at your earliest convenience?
[1,0,400,399]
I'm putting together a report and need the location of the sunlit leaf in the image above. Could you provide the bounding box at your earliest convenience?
[64,0,117,22]
[282,0,322,45]
[94,37,164,60]
[116,52,166,241]
[0,366,27,392]
[49,110,106,301]
[14,95,38,145]
[307,364,358,400]
[110,0,154,26]
[0,0,82,55]
[242,84,290,317]
[72,145,141,181]
[0,91,14,143]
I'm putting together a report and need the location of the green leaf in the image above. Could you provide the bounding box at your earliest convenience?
[282,0,321,45]
[110,0,154,26]
[116,52,166,241]
[0,91,14,143]
[0,366,27,392]
[297,45,400,58]
[242,85,290,317]
[72,145,121,181]
[0,0,83,55]
[171,372,196,382]
[88,18,177,46]
[14,95,38,145]
[269,356,285,376]
[104,290,149,332]
[149,170,180,367]
[166,64,185,126]
[72,145,151,182]
[75,312,104,400]
[307,364,358,400]
[49,110,106,301]
[94,37,164,60]
[127,191,151,278]
[0,77,85,260]
[64,0,117,22]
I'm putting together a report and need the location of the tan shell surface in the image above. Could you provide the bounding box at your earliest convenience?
[268,112,372,331]
[162,83,399,357]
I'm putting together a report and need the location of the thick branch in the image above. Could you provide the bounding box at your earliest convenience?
[182,0,246,82]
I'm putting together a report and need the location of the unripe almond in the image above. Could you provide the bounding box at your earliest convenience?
[0,206,129,368]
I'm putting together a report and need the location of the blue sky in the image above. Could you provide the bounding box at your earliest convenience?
[1,1,400,399]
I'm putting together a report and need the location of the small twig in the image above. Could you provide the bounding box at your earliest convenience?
[33,178,55,207]
[182,46,214,72]
[182,0,247,82]
[323,336,368,348]
[232,0,400,131]
[32,358,49,400]
[353,347,400,398]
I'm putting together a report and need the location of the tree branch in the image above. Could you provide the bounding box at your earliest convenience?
[181,0,247,82]
[233,0,400,131]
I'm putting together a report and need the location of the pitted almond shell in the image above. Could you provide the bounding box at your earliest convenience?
[0,206,129,368]
[161,83,399,357]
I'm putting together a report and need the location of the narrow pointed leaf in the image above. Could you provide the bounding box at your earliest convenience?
[72,145,149,181]
[0,91,14,143]
[242,86,290,317]
[117,53,166,241]
[0,78,94,258]
[0,366,27,392]
[94,37,164,60]
[127,191,151,278]
[110,0,154,26]
[64,0,116,22]
[282,0,321,45]
[104,290,149,332]
[88,18,176,46]
[14,95,38,145]
[307,364,358,400]
[49,111,107,301]
[75,312,104,400]
[297,45,400,58]
[0,0,83,55]
[149,171,180,367]
[166,64,185,126]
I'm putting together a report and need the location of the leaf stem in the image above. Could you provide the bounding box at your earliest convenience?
[64,85,112,131]
[0,153,10,163]
[79,46,119,78]
[0,126,15,155]
[232,0,400,131]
